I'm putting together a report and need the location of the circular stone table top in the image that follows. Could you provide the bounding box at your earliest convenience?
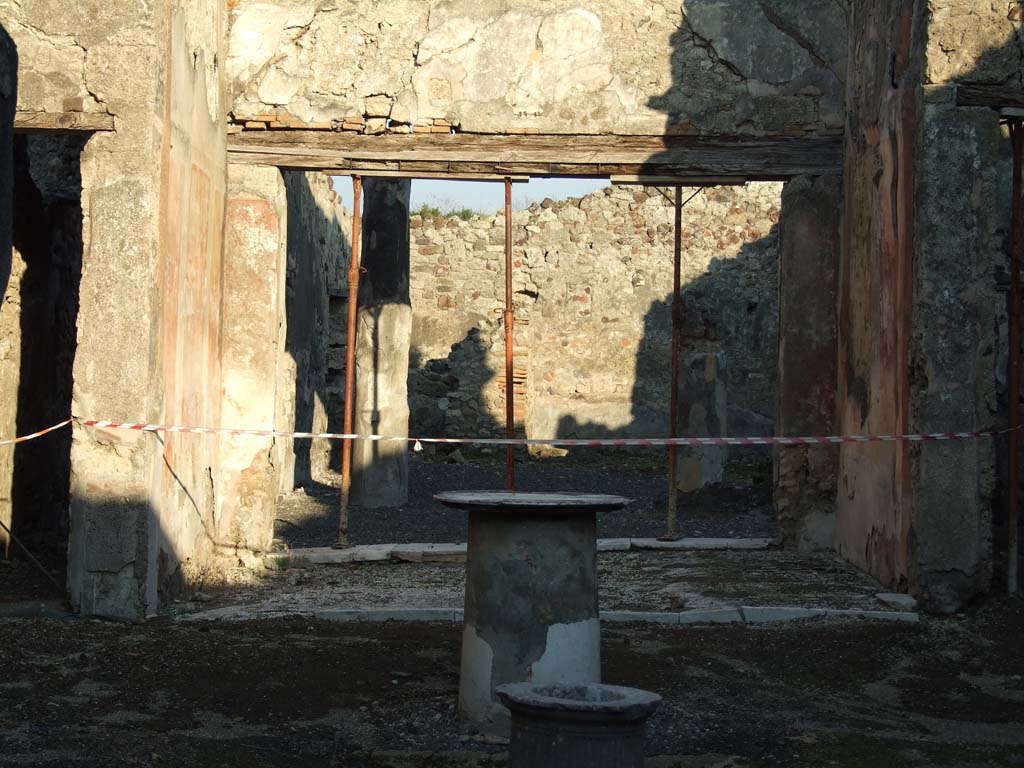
[433,491,632,516]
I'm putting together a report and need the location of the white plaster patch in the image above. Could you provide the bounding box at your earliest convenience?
[527,618,601,684]
[459,623,497,722]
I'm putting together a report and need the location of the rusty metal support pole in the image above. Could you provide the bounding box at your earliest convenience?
[337,175,363,548]
[504,177,516,491]
[1009,124,1022,594]
[663,185,683,540]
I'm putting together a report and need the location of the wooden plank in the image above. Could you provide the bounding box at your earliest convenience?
[327,169,529,182]
[14,111,115,133]
[611,174,746,186]
[957,84,1024,109]
[227,130,842,179]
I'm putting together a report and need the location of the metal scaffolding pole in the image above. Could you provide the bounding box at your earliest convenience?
[504,177,516,491]
[336,175,363,548]
[663,185,683,540]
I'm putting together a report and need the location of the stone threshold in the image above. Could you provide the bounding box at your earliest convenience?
[269,537,776,565]
[184,604,918,625]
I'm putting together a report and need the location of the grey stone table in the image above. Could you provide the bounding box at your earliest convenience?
[434,491,632,725]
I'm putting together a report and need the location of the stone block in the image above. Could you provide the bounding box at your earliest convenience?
[289,544,395,564]
[600,610,679,625]
[597,538,631,552]
[875,593,919,612]
[391,543,466,563]
[740,606,825,623]
[821,609,918,623]
[678,608,743,625]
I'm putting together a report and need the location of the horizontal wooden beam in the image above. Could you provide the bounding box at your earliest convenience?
[610,174,746,186]
[326,170,529,182]
[228,131,842,180]
[957,84,1024,110]
[14,111,114,134]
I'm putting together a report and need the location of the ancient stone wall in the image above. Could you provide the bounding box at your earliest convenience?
[837,0,1019,611]
[401,184,781,446]
[226,0,847,138]
[912,1,1020,608]
[1,0,238,617]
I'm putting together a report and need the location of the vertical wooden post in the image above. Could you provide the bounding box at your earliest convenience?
[504,177,516,491]
[1009,124,1021,594]
[663,186,683,540]
[336,175,363,548]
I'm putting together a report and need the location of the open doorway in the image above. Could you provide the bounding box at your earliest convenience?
[0,132,85,602]
[273,177,784,549]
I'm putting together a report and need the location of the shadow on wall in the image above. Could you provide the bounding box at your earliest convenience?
[409,327,505,442]
[553,228,779,449]
[4,133,86,559]
[281,171,350,491]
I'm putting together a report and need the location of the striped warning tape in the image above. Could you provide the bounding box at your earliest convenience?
[0,419,73,448]
[71,418,1021,448]
[0,418,1018,449]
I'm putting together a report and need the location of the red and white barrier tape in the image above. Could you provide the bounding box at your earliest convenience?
[0,419,73,448]
[0,418,1018,449]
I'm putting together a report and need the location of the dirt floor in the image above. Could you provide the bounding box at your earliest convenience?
[2,601,1023,767]
[277,450,778,548]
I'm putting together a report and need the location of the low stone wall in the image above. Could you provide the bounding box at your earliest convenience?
[404,184,782,445]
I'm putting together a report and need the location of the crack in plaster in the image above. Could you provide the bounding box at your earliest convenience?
[677,14,745,83]
[757,1,843,83]
[7,18,110,112]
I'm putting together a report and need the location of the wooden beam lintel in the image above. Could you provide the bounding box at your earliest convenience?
[226,131,841,179]
[957,84,1024,110]
[14,110,115,133]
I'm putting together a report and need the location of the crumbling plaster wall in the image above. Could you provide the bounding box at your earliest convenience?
[838,0,1018,611]
[221,163,288,560]
[226,0,848,136]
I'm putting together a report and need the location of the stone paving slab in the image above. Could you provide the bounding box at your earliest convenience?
[271,536,775,567]
[184,604,917,625]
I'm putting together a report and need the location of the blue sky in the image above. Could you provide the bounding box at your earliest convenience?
[331,177,610,214]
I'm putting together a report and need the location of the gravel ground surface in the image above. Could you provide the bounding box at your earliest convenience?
[276,452,778,548]
[172,549,894,620]
[2,601,1023,767]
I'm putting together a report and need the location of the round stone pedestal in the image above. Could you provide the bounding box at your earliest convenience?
[496,682,662,768]
[434,492,630,726]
